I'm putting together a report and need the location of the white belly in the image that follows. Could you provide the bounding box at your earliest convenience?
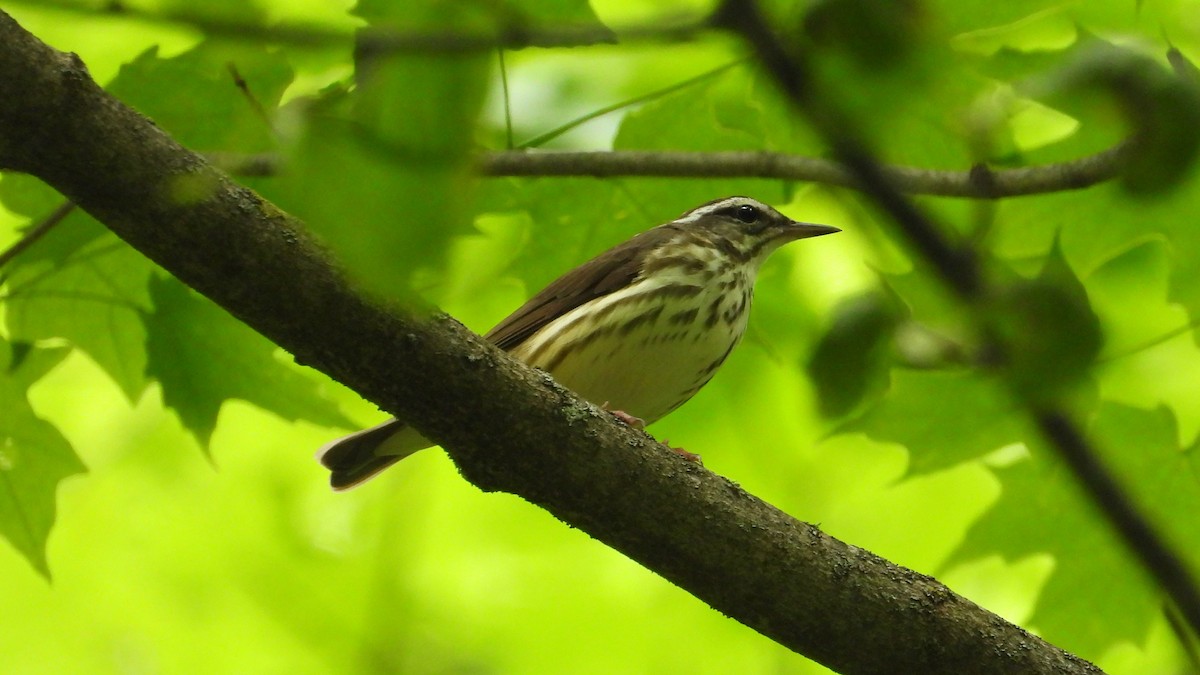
[511,277,751,424]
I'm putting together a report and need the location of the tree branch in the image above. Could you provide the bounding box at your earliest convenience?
[478,145,1131,197]
[209,144,1132,199]
[715,0,1200,638]
[0,10,1099,674]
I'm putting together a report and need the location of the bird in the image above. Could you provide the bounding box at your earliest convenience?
[317,196,839,489]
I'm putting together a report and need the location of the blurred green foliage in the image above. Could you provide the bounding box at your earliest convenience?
[3,0,1200,673]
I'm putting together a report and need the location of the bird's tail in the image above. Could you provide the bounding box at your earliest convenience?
[316,419,429,490]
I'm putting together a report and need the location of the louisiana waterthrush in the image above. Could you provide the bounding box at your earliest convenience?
[318,196,839,489]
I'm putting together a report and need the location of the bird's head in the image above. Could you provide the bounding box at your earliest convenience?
[670,196,840,263]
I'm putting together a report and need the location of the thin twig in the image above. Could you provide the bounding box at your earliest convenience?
[716,0,1200,638]
[1097,318,1200,364]
[206,142,1131,198]
[498,50,515,150]
[226,62,275,137]
[1165,602,1200,671]
[518,60,745,149]
[0,200,75,269]
[482,143,1131,197]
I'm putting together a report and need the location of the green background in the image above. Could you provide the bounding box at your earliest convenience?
[3,0,1200,672]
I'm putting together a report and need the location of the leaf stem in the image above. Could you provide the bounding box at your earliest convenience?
[0,201,75,270]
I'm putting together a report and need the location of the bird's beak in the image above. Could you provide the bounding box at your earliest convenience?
[787,222,841,239]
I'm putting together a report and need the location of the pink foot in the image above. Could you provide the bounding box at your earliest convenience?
[601,402,646,430]
[600,403,700,463]
[661,439,703,464]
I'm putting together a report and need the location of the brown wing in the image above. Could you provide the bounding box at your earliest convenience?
[485,225,680,352]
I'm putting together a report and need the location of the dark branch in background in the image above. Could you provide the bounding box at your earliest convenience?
[714,0,1200,636]
[205,143,1133,198]
[20,0,1129,199]
[714,2,981,298]
[226,63,274,135]
[480,144,1132,197]
[0,10,1101,675]
[0,201,75,269]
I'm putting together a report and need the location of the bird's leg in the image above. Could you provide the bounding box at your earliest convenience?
[601,401,646,430]
[600,402,702,464]
[661,439,703,464]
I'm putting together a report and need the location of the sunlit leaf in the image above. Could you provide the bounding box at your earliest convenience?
[1027,41,1200,195]
[274,1,489,299]
[3,219,154,401]
[5,0,1200,671]
[847,369,1030,475]
[0,339,83,578]
[143,277,353,450]
[107,41,293,152]
[953,403,1200,656]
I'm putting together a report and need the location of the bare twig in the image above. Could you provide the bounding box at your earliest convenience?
[226,62,275,136]
[1098,317,1200,364]
[497,50,515,150]
[0,200,75,269]
[716,0,1200,637]
[206,142,1131,198]
[481,143,1131,197]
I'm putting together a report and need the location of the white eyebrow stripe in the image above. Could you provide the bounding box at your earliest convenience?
[672,197,752,224]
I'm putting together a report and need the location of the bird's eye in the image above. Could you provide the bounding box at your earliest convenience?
[733,204,760,223]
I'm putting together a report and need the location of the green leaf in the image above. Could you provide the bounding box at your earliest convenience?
[356,0,610,33]
[143,277,353,450]
[1,41,295,401]
[952,403,1200,657]
[1168,47,1200,86]
[273,1,489,299]
[0,174,73,225]
[0,338,84,578]
[987,171,1200,328]
[804,0,924,69]
[107,41,293,152]
[926,0,1060,35]
[157,0,266,25]
[476,178,644,296]
[616,70,764,154]
[1028,41,1200,195]
[612,74,793,227]
[3,218,155,401]
[499,0,614,32]
[990,244,1102,403]
[476,71,795,306]
[847,369,1031,475]
[807,292,901,418]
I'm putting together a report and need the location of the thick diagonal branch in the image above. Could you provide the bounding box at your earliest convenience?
[716,0,1200,639]
[0,11,1098,675]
